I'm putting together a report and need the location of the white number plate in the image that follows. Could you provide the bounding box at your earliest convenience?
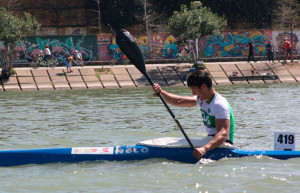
[274,132,295,151]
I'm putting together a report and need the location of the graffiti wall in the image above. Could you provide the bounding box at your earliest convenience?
[12,35,98,63]
[98,30,300,62]
[203,30,272,57]
[272,31,300,55]
[203,30,300,58]
[97,33,182,63]
[2,30,300,64]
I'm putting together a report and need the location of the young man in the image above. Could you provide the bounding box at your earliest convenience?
[152,70,235,159]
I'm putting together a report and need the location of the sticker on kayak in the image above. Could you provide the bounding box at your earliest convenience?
[71,147,114,154]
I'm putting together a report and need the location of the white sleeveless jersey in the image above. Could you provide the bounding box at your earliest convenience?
[194,93,235,142]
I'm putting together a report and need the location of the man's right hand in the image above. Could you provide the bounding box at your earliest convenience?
[152,83,161,96]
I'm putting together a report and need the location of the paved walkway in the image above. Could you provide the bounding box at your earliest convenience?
[0,61,299,91]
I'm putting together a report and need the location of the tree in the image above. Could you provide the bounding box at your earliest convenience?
[0,7,40,76]
[167,1,227,63]
[136,0,163,59]
[273,0,300,30]
[100,0,139,30]
[273,0,300,62]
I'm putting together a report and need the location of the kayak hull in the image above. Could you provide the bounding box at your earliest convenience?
[0,146,300,166]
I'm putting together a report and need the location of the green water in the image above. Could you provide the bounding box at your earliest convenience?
[0,83,299,192]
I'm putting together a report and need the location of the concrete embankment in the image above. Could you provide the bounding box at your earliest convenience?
[0,62,299,91]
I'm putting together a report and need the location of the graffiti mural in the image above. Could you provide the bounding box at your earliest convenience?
[2,30,300,65]
[13,35,98,63]
[273,31,300,55]
[202,30,272,57]
[98,30,300,62]
[98,33,180,63]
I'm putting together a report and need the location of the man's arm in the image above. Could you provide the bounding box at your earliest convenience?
[152,83,196,107]
[193,119,230,159]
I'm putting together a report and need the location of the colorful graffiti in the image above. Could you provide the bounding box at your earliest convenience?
[98,30,300,61]
[273,31,299,55]
[203,30,272,57]
[2,30,300,64]
[98,33,180,62]
[11,35,98,63]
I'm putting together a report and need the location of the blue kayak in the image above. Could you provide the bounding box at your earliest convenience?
[0,143,300,166]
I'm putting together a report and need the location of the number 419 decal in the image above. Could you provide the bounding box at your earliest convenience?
[274,132,295,151]
[277,134,294,144]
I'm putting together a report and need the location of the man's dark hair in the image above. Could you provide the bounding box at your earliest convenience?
[187,70,213,89]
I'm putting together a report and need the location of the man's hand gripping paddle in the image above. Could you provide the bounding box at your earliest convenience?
[116,29,195,150]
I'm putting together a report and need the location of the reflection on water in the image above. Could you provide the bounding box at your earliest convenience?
[0,83,299,192]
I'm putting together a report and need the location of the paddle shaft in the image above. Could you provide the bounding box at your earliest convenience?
[144,73,195,150]
[115,29,195,150]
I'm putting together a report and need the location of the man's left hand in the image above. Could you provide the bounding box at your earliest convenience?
[193,146,208,160]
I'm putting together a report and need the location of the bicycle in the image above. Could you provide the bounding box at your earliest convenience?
[274,51,286,64]
[30,55,43,69]
[73,58,84,67]
[109,56,127,65]
[31,55,59,68]
[43,56,59,68]
[175,53,192,64]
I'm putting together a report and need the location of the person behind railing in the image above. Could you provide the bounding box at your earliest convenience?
[265,40,274,63]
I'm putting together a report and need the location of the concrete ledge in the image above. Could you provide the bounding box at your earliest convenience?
[173,64,191,85]
[47,69,70,90]
[64,69,87,89]
[16,69,37,91]
[112,68,135,88]
[2,62,299,91]
[126,66,149,87]
[158,66,183,86]
[267,63,296,83]
[2,75,20,91]
[32,69,53,90]
[220,63,248,84]
[146,66,167,86]
[236,63,264,84]
[206,64,231,85]
[79,68,103,89]
[285,64,300,82]
[99,74,119,88]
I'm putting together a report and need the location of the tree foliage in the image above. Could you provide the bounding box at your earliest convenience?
[99,0,140,30]
[167,1,227,62]
[0,7,40,71]
[273,0,300,30]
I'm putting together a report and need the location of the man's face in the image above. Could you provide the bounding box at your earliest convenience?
[190,85,206,100]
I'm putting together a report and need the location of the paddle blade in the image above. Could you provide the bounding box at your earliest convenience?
[116,29,146,74]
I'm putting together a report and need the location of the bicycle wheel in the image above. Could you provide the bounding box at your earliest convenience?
[175,54,182,64]
[51,58,59,68]
[31,62,38,69]
[275,52,281,63]
[74,60,81,66]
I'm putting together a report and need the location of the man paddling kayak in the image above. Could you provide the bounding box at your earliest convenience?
[152,70,235,159]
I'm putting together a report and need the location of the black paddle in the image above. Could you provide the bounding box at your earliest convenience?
[116,29,195,150]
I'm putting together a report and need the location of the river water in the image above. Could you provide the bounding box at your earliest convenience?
[0,83,299,193]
